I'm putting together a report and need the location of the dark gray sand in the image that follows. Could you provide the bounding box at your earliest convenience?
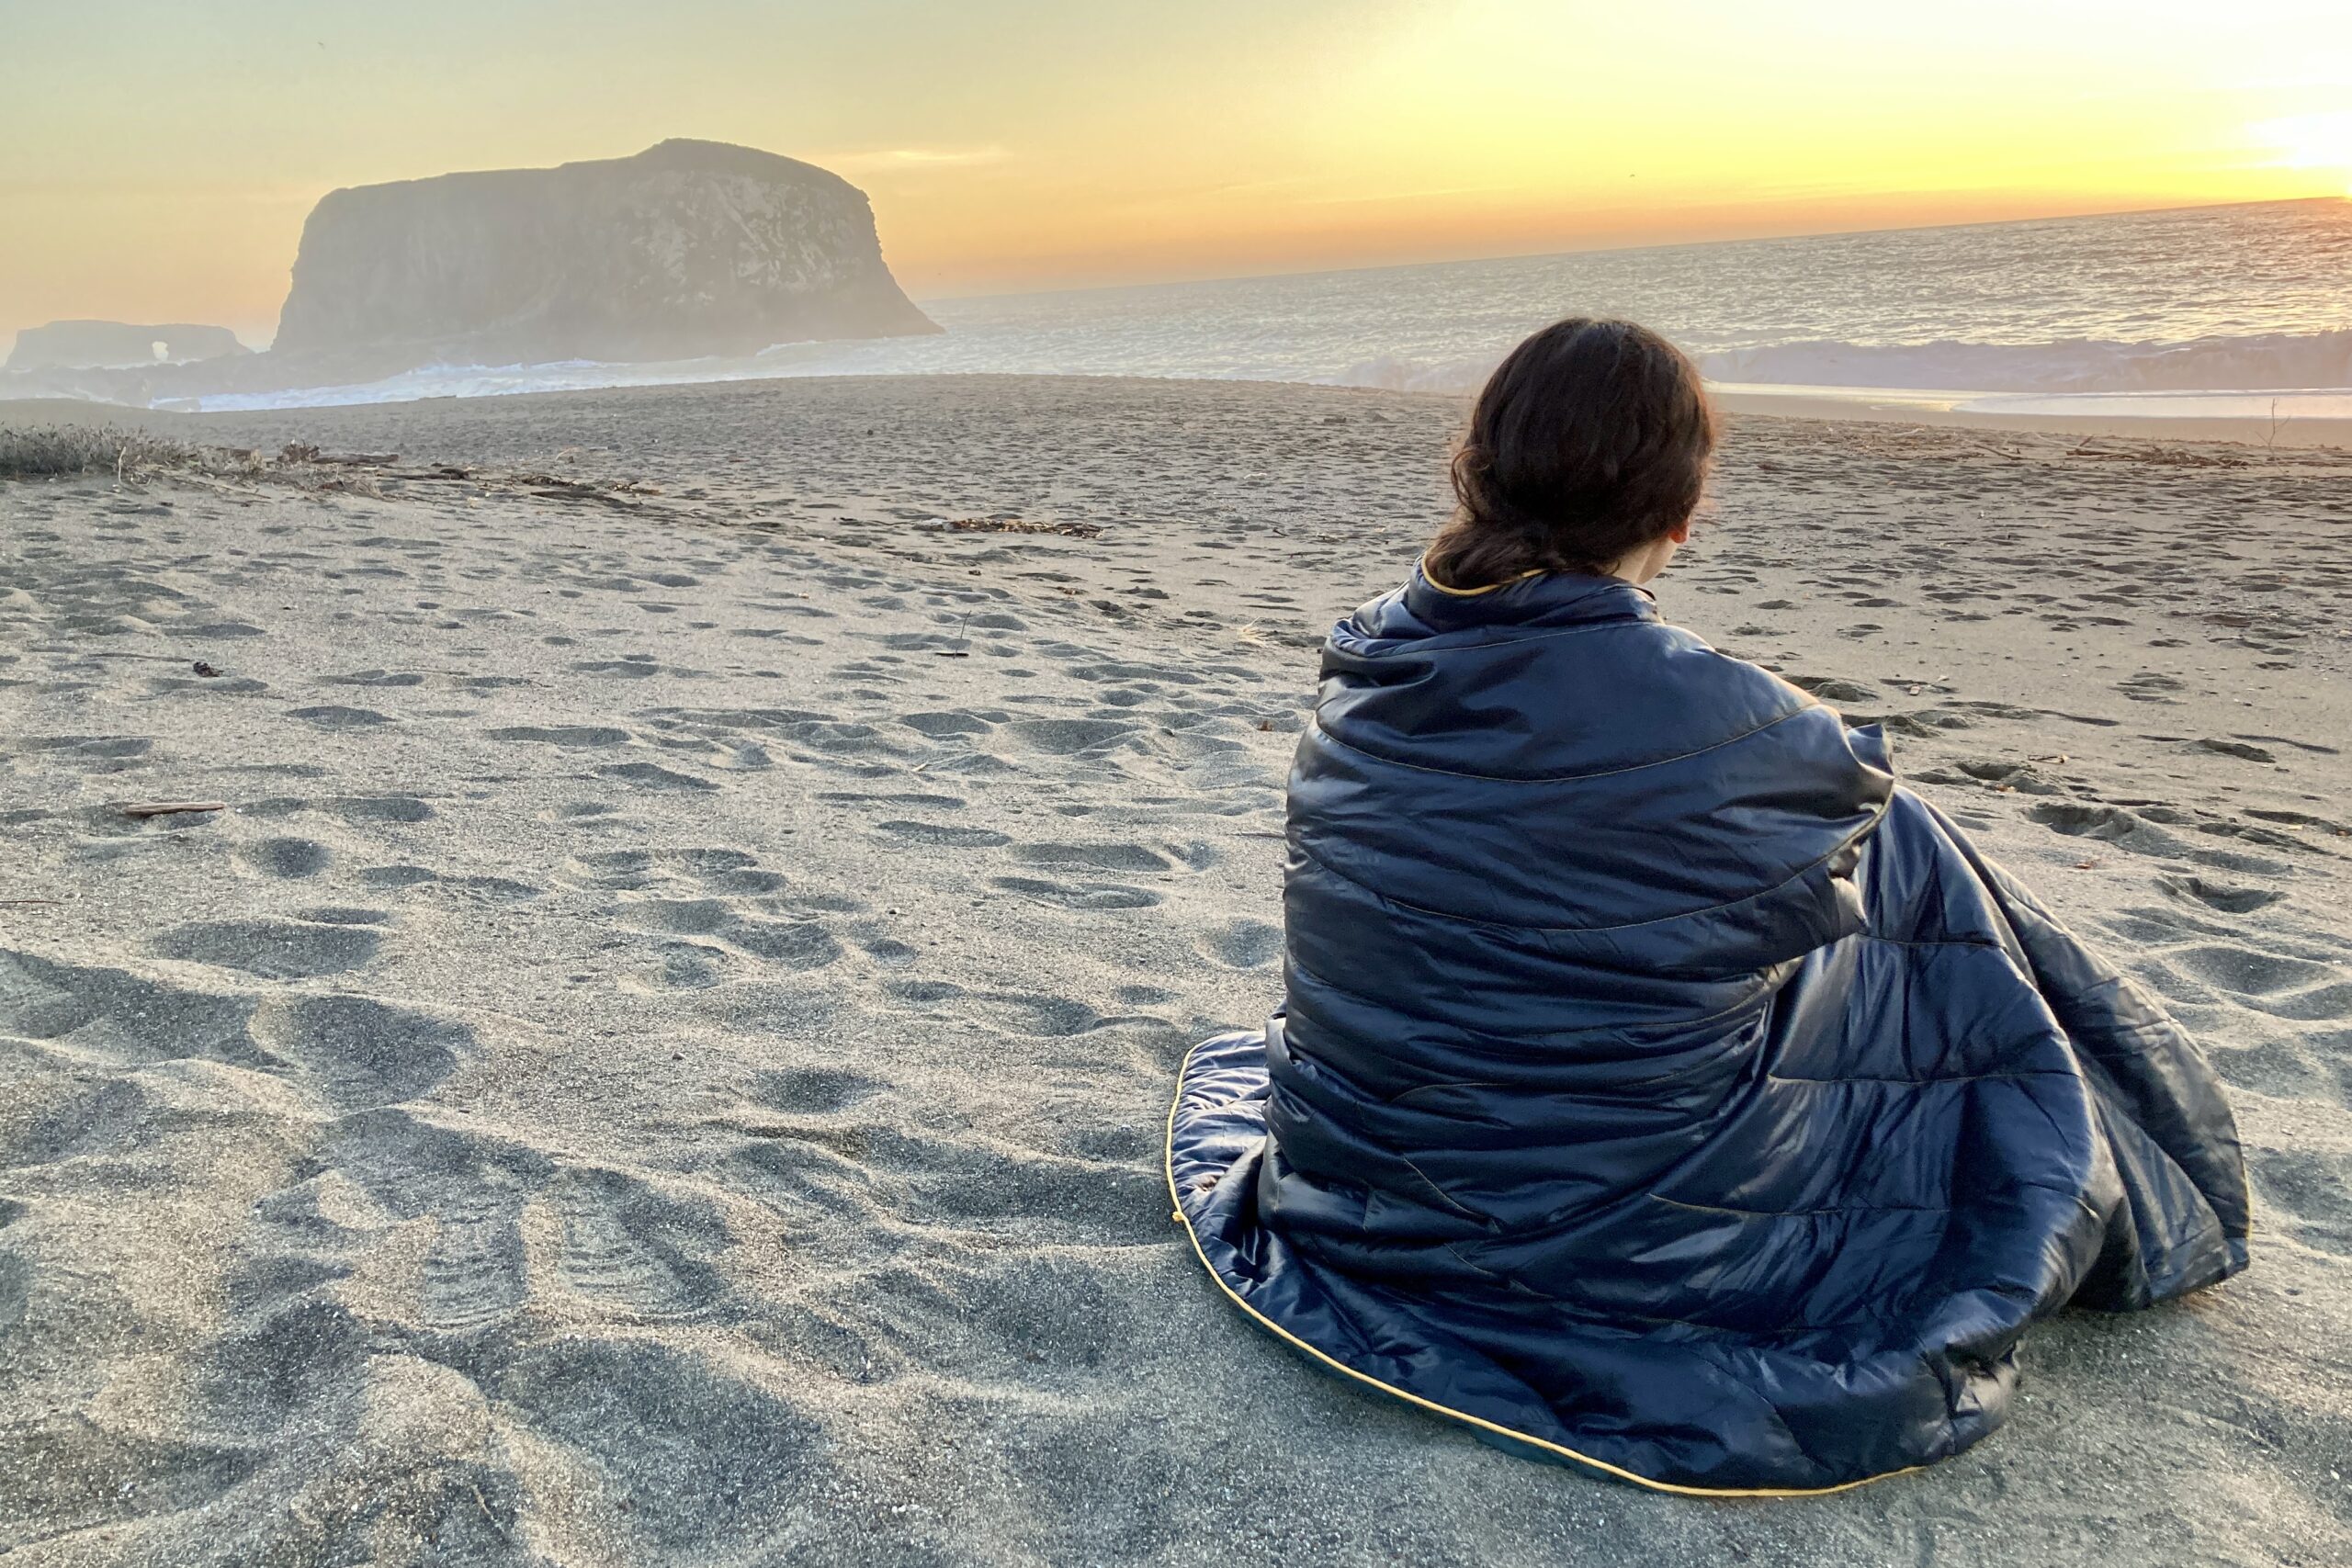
[2,377,2347,1565]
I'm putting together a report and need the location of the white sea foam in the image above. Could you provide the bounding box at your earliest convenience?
[1959,389,2352,422]
[1701,330,2352,396]
[1331,329,2352,402]
[164,356,773,413]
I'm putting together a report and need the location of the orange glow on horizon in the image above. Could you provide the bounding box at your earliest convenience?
[5,1,2350,342]
[877,175,2343,303]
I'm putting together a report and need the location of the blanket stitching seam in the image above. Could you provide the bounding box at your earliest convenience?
[1306,700,1829,784]
[1289,812,1888,935]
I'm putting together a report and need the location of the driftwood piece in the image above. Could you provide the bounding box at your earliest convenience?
[119,801,228,818]
[944,516,1103,540]
[279,443,397,466]
[527,486,647,511]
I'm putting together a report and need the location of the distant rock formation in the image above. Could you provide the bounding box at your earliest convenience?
[270,140,940,368]
[7,321,249,372]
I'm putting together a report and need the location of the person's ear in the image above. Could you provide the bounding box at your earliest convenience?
[1668,521,1691,545]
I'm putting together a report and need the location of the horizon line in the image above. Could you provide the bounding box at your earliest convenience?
[6,188,2341,352]
[904,189,2346,309]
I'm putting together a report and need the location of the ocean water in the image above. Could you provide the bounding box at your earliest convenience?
[171,197,2352,415]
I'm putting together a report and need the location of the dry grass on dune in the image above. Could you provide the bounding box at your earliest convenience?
[0,423,667,510]
[0,423,222,482]
[0,424,360,489]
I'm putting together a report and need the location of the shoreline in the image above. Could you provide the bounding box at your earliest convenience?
[9,367,2352,452]
[1711,385,2352,450]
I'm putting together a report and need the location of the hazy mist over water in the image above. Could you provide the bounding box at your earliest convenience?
[164,198,2352,414]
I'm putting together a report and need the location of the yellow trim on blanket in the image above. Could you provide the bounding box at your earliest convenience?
[1416,555,1547,597]
[1163,1040,1927,1499]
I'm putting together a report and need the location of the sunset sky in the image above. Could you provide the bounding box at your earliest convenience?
[6,0,2349,345]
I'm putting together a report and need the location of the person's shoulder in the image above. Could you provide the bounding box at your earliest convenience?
[1647,624,1820,710]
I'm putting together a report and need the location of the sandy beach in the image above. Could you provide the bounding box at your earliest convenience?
[3,374,2348,1565]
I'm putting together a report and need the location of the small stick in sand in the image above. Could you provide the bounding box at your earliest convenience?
[469,1483,511,1541]
[929,609,976,658]
[119,801,228,818]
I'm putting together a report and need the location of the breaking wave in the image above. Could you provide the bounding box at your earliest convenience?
[127,326,2352,416]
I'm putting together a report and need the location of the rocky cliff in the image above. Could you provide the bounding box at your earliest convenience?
[7,321,248,372]
[270,140,940,367]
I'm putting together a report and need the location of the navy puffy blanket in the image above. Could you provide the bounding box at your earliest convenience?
[1168,566,2248,1495]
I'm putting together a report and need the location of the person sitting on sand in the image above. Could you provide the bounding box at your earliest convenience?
[1167,318,2250,1495]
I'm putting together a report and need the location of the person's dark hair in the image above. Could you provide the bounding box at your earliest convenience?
[1424,318,1716,587]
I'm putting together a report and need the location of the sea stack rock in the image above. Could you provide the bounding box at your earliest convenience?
[6,321,249,372]
[270,140,941,367]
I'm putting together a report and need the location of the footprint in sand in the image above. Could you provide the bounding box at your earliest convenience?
[872,820,1012,849]
[1010,842,1172,875]
[19,735,151,768]
[151,918,384,979]
[2029,803,2191,858]
[322,670,425,688]
[882,979,1110,1038]
[819,790,967,812]
[2194,738,2278,763]
[0,951,461,1112]
[301,1107,731,1326]
[488,1339,819,1536]
[239,836,333,879]
[853,931,919,967]
[1786,675,1880,704]
[326,795,435,826]
[571,656,662,679]
[250,994,469,1112]
[549,1168,726,1315]
[608,889,842,987]
[899,710,998,738]
[598,761,718,792]
[2158,875,2284,915]
[301,1112,536,1332]
[1001,717,1139,757]
[893,1134,1170,1247]
[2119,671,2186,704]
[357,864,438,889]
[563,846,794,897]
[1198,919,1283,968]
[485,725,632,747]
[2171,946,2352,1022]
[639,941,729,990]
[723,919,843,968]
[989,875,1163,911]
[286,705,392,729]
[752,1067,885,1114]
[2248,1148,2352,1257]
[419,1180,532,1330]
[0,949,253,1067]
